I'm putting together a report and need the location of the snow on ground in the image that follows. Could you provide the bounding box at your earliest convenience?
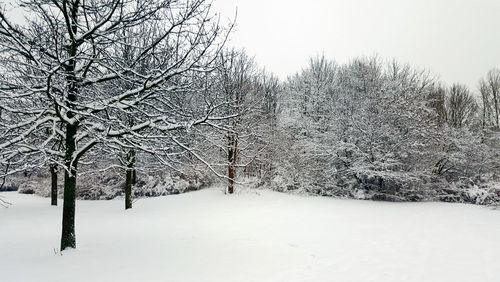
[1,187,500,282]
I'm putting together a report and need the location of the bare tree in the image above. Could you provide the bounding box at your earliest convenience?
[479,68,500,129]
[445,84,478,128]
[216,50,256,194]
[207,50,275,194]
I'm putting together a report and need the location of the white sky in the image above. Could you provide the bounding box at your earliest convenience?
[213,0,500,90]
[3,0,499,90]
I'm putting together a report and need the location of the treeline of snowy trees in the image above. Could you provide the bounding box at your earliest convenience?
[0,0,499,250]
[270,56,500,202]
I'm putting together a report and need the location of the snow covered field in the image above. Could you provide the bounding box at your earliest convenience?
[2,188,500,282]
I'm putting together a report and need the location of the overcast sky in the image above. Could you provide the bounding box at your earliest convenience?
[4,0,499,90]
[213,0,500,90]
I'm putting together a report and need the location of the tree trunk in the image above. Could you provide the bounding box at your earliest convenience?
[60,2,79,251]
[132,168,137,185]
[50,164,57,206]
[227,135,237,194]
[60,123,78,250]
[228,163,234,194]
[125,150,136,210]
[482,98,486,130]
[125,168,132,209]
[494,89,499,129]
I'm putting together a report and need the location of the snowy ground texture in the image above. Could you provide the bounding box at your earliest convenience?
[2,187,500,282]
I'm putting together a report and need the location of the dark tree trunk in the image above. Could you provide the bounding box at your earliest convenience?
[494,89,499,129]
[228,164,234,194]
[60,123,78,250]
[60,1,79,251]
[125,150,136,210]
[227,135,237,194]
[50,164,57,206]
[125,168,132,209]
[132,168,137,185]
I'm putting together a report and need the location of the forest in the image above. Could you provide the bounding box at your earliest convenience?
[0,1,500,279]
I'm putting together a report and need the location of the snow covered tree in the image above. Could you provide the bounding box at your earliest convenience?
[275,55,338,191]
[445,84,478,129]
[212,50,268,194]
[479,68,500,129]
[426,84,447,125]
[0,0,231,250]
[251,71,281,183]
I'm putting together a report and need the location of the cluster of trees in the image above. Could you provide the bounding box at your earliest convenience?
[0,0,498,251]
[273,56,499,201]
[0,0,279,251]
[0,0,236,250]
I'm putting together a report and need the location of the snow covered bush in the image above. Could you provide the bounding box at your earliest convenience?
[7,168,211,201]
